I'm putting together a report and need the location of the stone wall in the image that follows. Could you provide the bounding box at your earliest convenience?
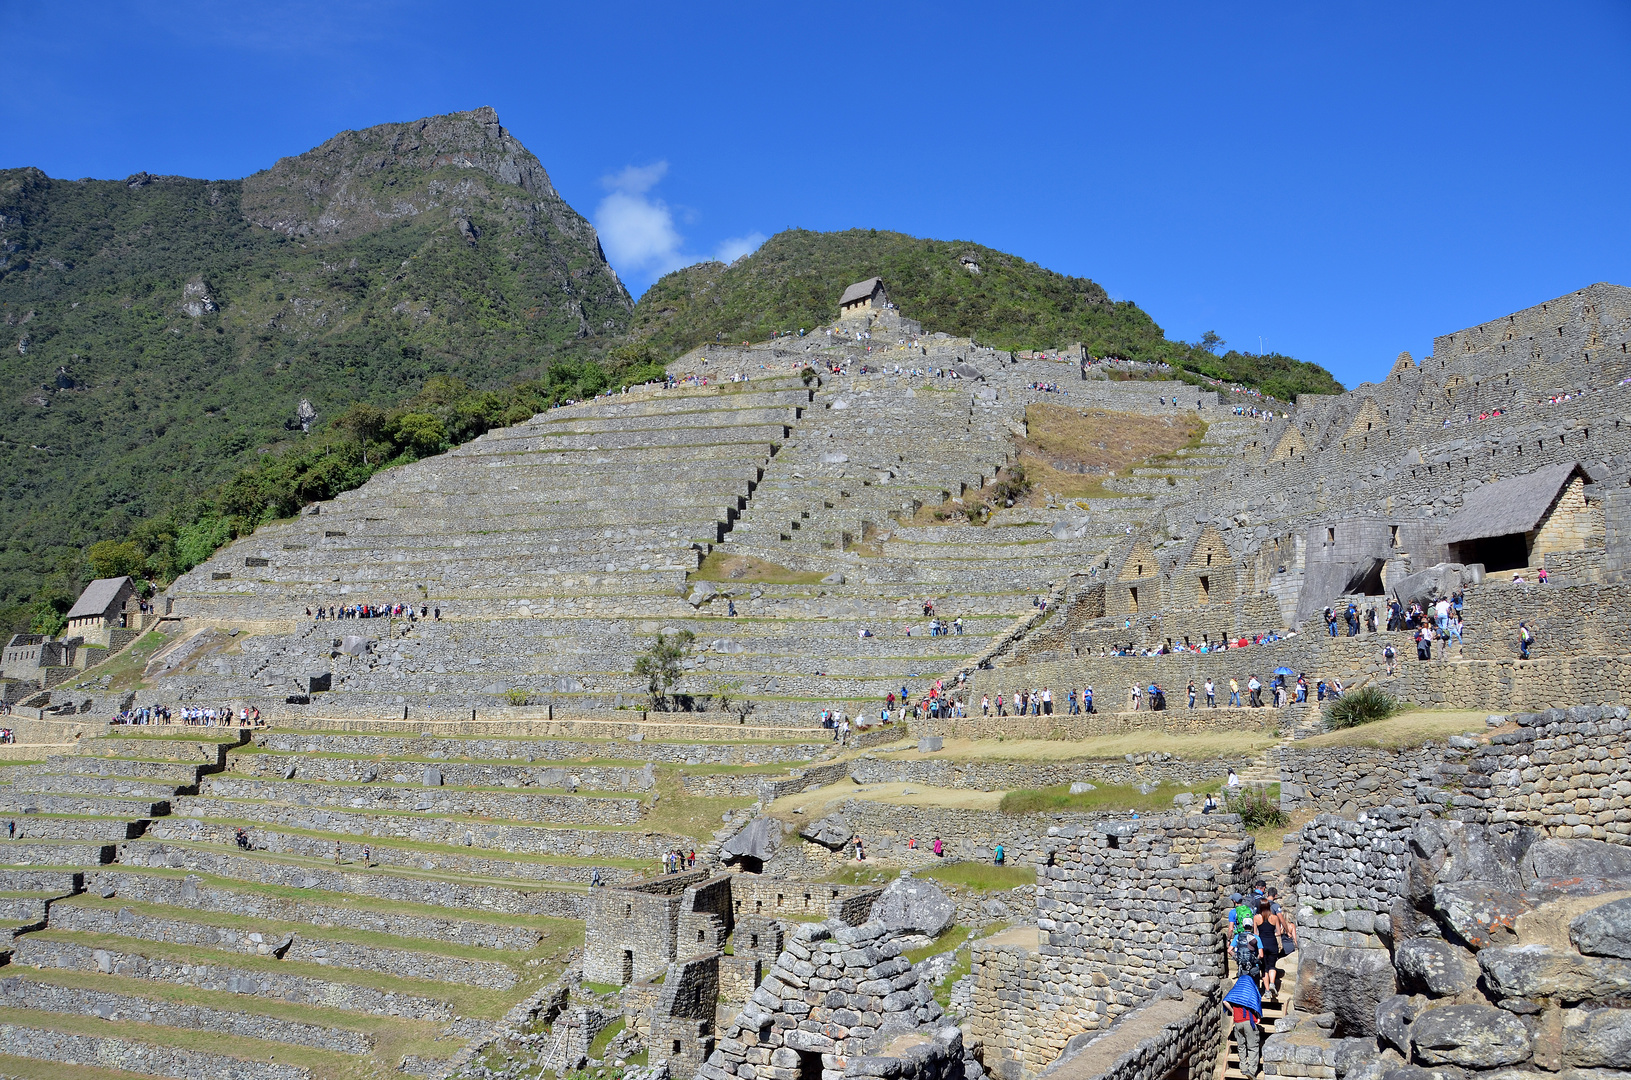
[1040,984,1223,1080]
[76,873,547,950]
[167,799,690,860]
[583,872,706,985]
[255,731,827,766]
[1276,744,1468,814]
[0,1022,308,1080]
[46,902,516,989]
[196,777,643,825]
[13,936,454,1020]
[970,816,1251,1080]
[848,755,1254,792]
[108,845,585,917]
[0,974,374,1053]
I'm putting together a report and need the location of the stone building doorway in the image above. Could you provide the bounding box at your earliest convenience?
[621,949,633,985]
[796,1051,823,1080]
[1449,533,1527,573]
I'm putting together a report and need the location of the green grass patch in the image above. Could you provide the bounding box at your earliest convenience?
[998,779,1223,815]
[587,1018,625,1059]
[580,981,622,996]
[820,863,899,887]
[903,923,971,965]
[917,863,1035,892]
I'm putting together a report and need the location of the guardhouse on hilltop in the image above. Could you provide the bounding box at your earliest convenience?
[838,276,889,317]
[64,576,136,647]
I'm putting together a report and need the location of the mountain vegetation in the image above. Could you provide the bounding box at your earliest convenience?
[629,229,1342,401]
[0,108,639,632]
[0,112,1340,635]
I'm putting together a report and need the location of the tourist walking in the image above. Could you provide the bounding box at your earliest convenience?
[1225,975,1264,1079]
[1519,621,1533,659]
[1205,679,1215,708]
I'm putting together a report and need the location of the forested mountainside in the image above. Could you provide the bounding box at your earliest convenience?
[0,108,634,624]
[629,228,1342,400]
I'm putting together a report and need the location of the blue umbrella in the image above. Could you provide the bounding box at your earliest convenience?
[1273,667,1296,676]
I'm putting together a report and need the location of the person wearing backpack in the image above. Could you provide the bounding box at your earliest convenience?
[1231,918,1263,983]
[1224,973,1264,1079]
[1519,621,1533,660]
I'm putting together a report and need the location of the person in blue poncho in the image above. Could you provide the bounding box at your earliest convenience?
[1224,973,1263,1078]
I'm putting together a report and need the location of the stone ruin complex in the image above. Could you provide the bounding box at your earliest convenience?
[0,281,1625,1080]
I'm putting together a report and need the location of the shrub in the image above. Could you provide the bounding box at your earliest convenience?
[1325,686,1402,729]
[1225,785,1288,829]
[504,688,532,707]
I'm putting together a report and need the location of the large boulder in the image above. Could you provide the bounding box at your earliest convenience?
[1297,942,1398,1037]
[1480,945,1631,1001]
[798,814,852,851]
[1563,1007,1631,1068]
[873,875,955,937]
[1389,564,1470,609]
[721,816,781,863]
[1524,839,1631,886]
[1411,1004,1532,1069]
[1396,938,1480,997]
[1572,898,1631,959]
[1377,994,1425,1057]
[1410,820,1535,906]
[1432,883,1535,950]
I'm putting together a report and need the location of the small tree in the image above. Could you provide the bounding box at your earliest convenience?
[632,630,695,710]
[86,539,145,581]
[714,680,757,724]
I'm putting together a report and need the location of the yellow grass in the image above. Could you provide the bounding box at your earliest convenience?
[1298,709,1491,750]
[769,780,1003,820]
[690,552,824,585]
[1015,405,1207,504]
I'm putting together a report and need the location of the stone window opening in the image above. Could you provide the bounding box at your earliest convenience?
[796,1051,824,1080]
[776,893,784,907]
[625,903,632,916]
[1390,525,1400,548]
[674,1040,683,1056]
[1205,552,1212,566]
[698,929,706,942]
[621,950,634,985]
[1326,527,1335,544]
[750,933,759,948]
[1107,834,1120,849]
[1198,575,1210,605]
[1128,586,1139,613]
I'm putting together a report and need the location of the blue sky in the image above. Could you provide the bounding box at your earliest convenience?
[3,1,1628,388]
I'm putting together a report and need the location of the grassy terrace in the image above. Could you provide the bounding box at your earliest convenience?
[227,746,808,774]
[148,820,655,869]
[82,865,583,927]
[25,929,533,1019]
[54,894,581,965]
[107,839,594,892]
[1298,709,1491,749]
[7,964,468,1075]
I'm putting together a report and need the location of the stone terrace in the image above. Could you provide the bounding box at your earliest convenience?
[0,719,840,1080]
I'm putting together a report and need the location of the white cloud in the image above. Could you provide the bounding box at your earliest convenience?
[596,190,687,275]
[593,161,763,283]
[601,162,668,196]
[713,232,767,265]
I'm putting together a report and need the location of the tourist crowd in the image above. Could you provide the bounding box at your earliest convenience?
[111,705,263,727]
